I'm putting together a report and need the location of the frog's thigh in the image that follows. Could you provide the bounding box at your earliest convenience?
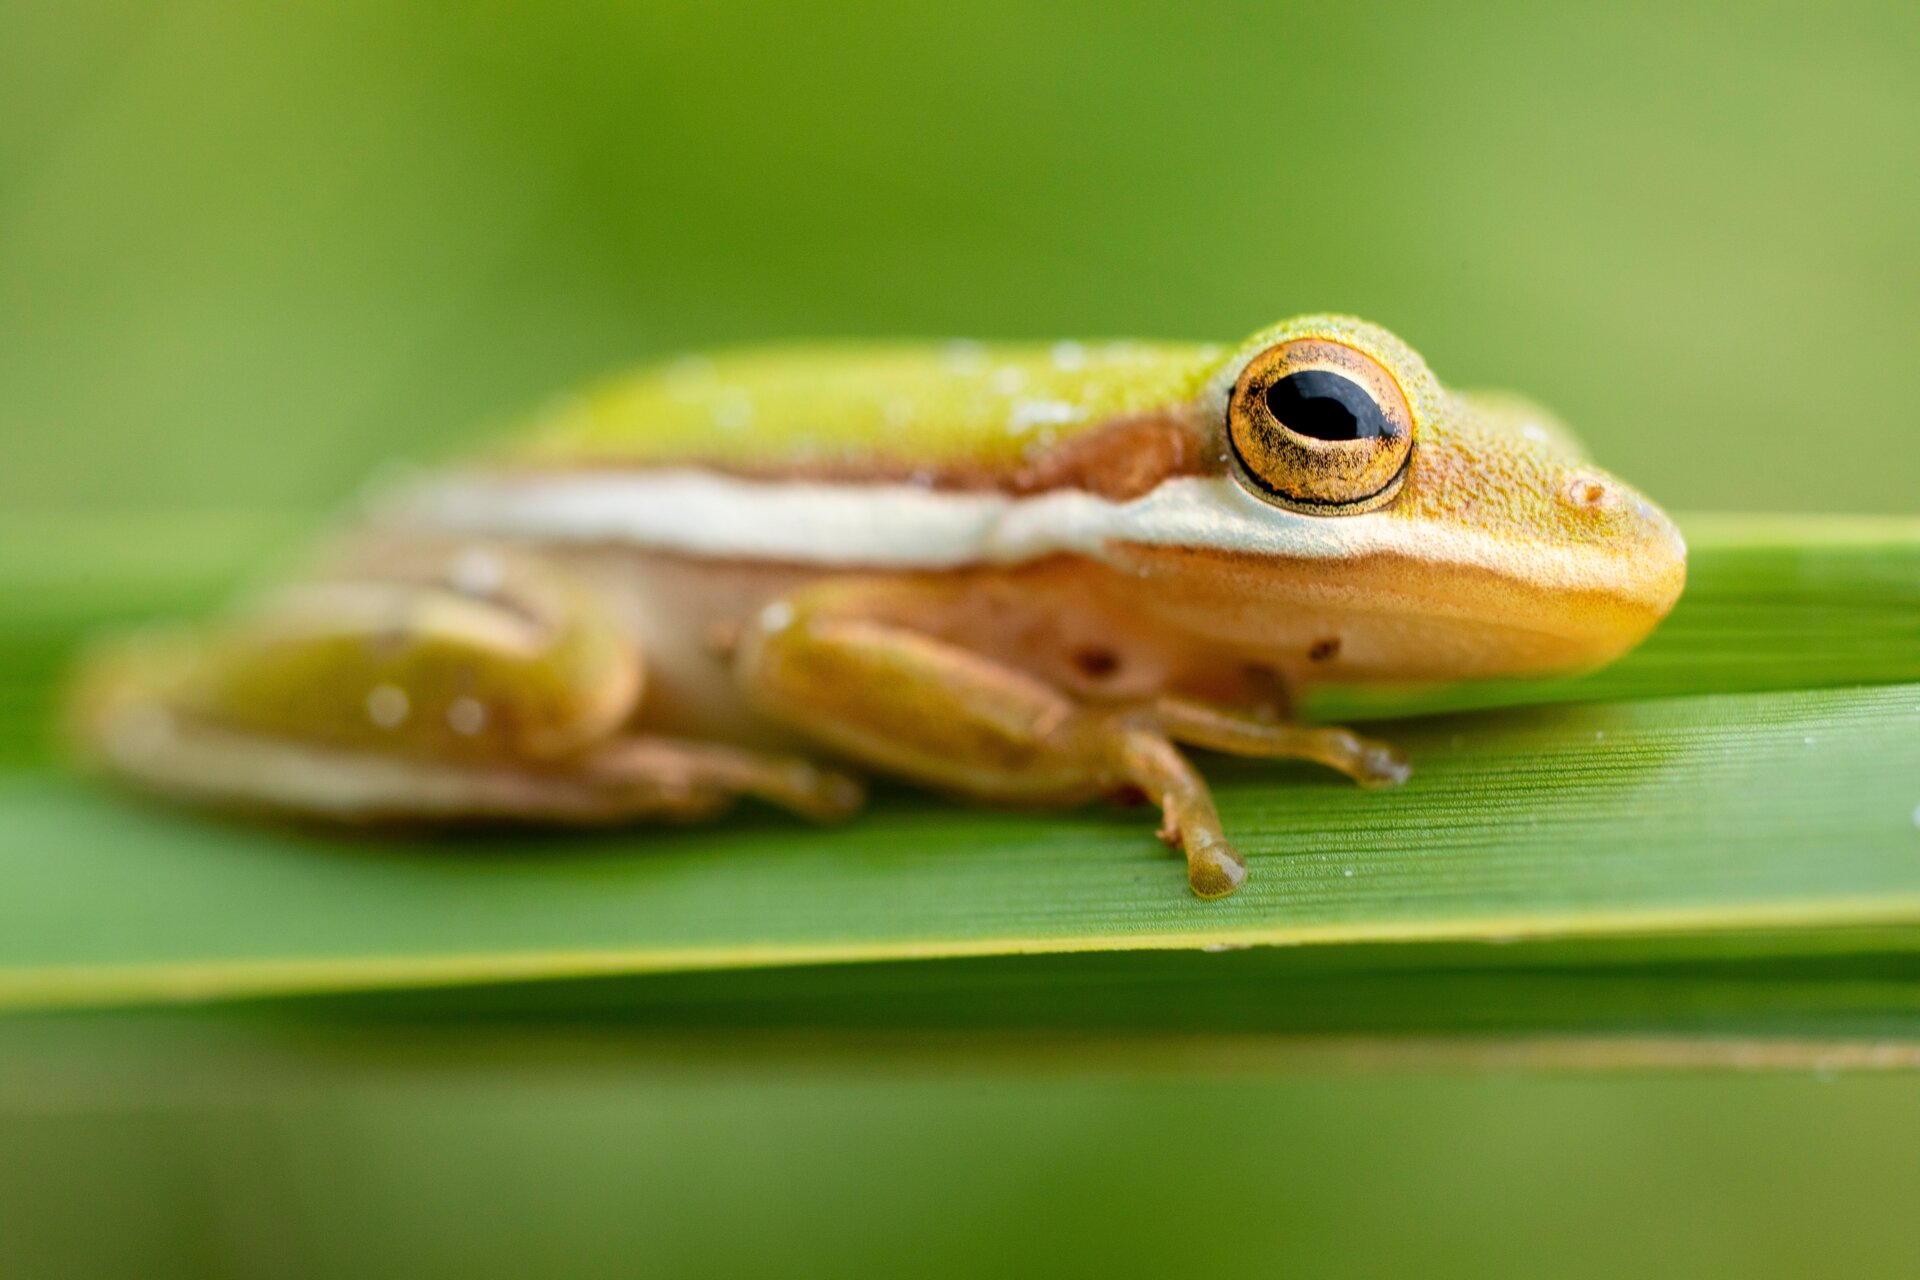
[153,545,647,762]
[731,579,1249,897]
[73,547,862,824]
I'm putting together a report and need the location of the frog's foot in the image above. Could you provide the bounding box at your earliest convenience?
[1154,696,1411,789]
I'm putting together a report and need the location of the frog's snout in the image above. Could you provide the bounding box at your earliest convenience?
[1629,494,1688,621]
[1549,465,1687,622]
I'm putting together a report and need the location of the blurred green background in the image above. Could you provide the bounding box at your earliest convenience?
[5,0,1917,519]
[4,0,1919,1275]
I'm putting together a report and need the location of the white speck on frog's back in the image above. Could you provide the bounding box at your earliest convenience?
[447,697,487,736]
[941,340,988,374]
[664,355,716,395]
[711,387,754,430]
[1006,398,1085,436]
[366,684,410,729]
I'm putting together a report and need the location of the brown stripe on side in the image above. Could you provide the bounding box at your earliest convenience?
[504,413,1219,501]
[1004,413,1216,498]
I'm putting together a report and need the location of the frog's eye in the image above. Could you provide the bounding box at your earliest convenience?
[1227,338,1413,515]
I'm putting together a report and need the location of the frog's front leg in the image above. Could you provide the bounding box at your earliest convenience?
[70,545,863,825]
[732,577,1410,898]
[1153,696,1410,788]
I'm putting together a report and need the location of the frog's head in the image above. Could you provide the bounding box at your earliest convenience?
[1108,315,1686,684]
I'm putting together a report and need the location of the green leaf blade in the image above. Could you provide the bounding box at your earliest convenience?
[2,680,1919,1010]
[2,512,1919,1058]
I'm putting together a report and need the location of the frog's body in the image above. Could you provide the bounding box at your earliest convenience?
[71,315,1685,897]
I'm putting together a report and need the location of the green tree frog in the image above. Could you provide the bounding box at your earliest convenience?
[70,315,1685,897]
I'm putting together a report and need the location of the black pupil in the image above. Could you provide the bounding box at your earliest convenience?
[1263,370,1387,441]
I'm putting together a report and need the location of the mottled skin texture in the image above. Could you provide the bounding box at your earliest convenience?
[70,315,1686,898]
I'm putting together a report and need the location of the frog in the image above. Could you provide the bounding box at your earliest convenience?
[68,314,1686,898]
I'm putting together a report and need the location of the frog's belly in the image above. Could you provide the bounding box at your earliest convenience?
[560,548,824,750]
[489,545,1244,752]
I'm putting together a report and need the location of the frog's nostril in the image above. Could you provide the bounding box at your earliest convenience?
[1563,475,1614,510]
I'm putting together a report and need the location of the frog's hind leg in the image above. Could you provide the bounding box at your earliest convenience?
[68,546,863,826]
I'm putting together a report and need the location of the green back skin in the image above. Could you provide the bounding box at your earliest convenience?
[504,340,1224,472]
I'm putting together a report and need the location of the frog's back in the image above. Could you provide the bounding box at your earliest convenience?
[502,340,1220,482]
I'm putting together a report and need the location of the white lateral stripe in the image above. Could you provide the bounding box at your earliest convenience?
[400,470,1027,568]
[390,468,1628,590]
[395,469,1333,567]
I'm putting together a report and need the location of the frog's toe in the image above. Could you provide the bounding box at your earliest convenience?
[1354,740,1412,788]
[788,765,868,823]
[1185,833,1248,899]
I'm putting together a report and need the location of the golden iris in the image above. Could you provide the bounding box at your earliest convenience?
[1227,338,1414,515]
